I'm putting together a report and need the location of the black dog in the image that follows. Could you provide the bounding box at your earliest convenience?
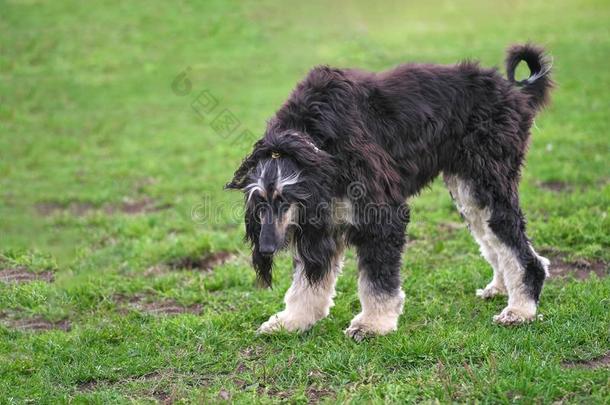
[226,44,553,340]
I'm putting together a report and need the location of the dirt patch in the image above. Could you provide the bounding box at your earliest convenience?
[0,268,54,283]
[541,250,607,280]
[77,380,99,392]
[167,251,236,272]
[536,180,572,192]
[106,197,171,215]
[36,197,171,217]
[145,251,237,277]
[77,369,209,401]
[113,293,202,315]
[218,389,231,401]
[1,316,71,332]
[78,371,164,392]
[36,201,95,216]
[239,346,266,361]
[231,347,266,391]
[552,258,607,280]
[153,390,173,405]
[137,301,202,315]
[563,352,610,369]
[257,386,293,400]
[306,386,335,404]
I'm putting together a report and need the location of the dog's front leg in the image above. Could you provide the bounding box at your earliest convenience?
[257,249,344,334]
[346,229,406,341]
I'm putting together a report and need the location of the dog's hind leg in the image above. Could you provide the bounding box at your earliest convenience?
[444,175,507,299]
[345,216,407,341]
[444,175,548,325]
[257,245,345,334]
[487,199,549,325]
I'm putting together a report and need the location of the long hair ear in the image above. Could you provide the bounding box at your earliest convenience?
[252,248,273,287]
[225,140,266,190]
[244,202,273,287]
[270,131,337,178]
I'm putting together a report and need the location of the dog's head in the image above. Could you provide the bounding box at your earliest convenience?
[225,130,336,286]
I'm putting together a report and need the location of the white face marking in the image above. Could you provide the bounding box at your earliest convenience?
[246,161,302,247]
[246,161,301,203]
[276,204,298,234]
[275,167,300,194]
[245,162,268,203]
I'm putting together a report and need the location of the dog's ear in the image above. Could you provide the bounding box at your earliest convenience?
[252,248,273,288]
[224,177,245,190]
[273,131,336,176]
[244,200,273,287]
[225,140,266,190]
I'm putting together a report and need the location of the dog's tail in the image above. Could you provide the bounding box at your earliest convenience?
[505,44,554,111]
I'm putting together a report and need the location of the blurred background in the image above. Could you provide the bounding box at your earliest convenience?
[0,0,608,402]
[2,0,607,263]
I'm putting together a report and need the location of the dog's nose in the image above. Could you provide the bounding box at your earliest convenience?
[259,244,276,256]
[259,222,277,256]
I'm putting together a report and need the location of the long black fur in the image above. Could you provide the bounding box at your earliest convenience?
[227,43,553,301]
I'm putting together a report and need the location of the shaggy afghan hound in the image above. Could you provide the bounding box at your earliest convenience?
[226,44,553,340]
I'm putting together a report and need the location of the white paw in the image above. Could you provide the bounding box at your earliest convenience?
[256,311,315,334]
[493,306,536,325]
[257,314,285,334]
[476,284,507,299]
[344,313,398,342]
[344,323,371,342]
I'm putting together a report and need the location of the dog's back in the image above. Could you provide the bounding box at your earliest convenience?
[274,45,553,199]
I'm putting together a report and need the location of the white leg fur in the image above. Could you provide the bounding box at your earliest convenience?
[344,275,405,341]
[444,175,538,325]
[445,175,507,299]
[257,248,344,334]
[492,245,538,325]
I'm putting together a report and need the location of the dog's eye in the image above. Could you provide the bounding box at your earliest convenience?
[255,202,269,216]
[278,201,291,215]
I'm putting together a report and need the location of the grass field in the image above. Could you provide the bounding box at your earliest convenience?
[1,0,609,403]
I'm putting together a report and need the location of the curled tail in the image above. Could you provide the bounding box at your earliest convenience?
[506,44,554,111]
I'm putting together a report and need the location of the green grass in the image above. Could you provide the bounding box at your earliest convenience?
[1,0,609,403]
